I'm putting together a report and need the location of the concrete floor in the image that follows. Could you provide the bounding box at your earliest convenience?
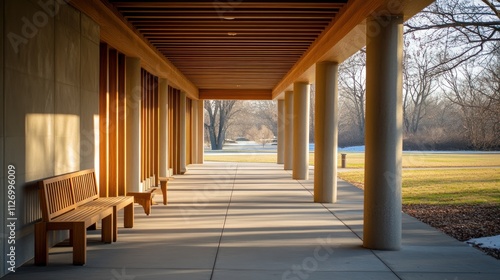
[6,163,500,280]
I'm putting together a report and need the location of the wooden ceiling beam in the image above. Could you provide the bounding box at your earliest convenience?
[137,28,325,32]
[104,0,351,91]
[199,89,273,100]
[120,9,341,14]
[130,20,333,26]
[142,31,321,36]
[69,0,199,99]
[124,14,337,19]
[110,2,347,9]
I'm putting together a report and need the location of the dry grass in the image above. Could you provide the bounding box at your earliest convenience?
[205,152,500,205]
[337,168,500,205]
[204,152,500,169]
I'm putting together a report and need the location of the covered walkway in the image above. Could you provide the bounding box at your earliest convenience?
[7,163,500,280]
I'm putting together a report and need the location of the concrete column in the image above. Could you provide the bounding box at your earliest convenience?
[191,99,197,164]
[191,99,199,164]
[292,82,310,180]
[159,78,169,177]
[277,100,285,164]
[125,57,141,192]
[179,91,187,174]
[314,62,339,203]
[197,100,205,164]
[283,91,293,170]
[363,15,404,250]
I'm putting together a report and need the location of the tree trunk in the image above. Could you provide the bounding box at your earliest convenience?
[204,100,238,150]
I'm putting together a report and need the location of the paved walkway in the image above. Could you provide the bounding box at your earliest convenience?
[7,163,500,280]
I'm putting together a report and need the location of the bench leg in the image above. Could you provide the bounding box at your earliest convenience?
[35,222,48,266]
[143,197,152,215]
[73,222,86,265]
[160,181,168,205]
[102,214,113,244]
[124,203,134,228]
[112,207,118,242]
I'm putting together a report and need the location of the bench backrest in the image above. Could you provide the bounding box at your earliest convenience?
[39,174,76,221]
[70,169,99,206]
[39,169,99,221]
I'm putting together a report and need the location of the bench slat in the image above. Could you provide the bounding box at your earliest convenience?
[40,178,76,221]
[50,207,112,223]
[71,170,99,205]
[36,169,135,265]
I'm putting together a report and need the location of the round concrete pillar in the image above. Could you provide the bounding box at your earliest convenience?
[363,15,404,251]
[159,78,169,178]
[292,82,310,180]
[314,61,339,203]
[284,91,294,170]
[277,100,285,164]
[179,91,187,174]
[125,57,141,192]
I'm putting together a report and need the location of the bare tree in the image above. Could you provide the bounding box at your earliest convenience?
[246,125,275,148]
[338,50,366,144]
[441,56,500,149]
[225,100,255,140]
[336,0,499,149]
[405,0,500,74]
[402,37,440,135]
[204,100,240,150]
[248,100,278,136]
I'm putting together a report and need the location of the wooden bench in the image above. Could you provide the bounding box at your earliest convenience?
[70,169,134,242]
[127,177,171,215]
[35,170,134,265]
[35,174,113,265]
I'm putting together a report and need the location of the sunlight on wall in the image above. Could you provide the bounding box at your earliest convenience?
[54,114,80,174]
[25,114,54,182]
[25,114,81,181]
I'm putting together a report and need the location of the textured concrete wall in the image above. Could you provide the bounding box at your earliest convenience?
[55,4,81,175]
[1,0,99,276]
[80,13,100,170]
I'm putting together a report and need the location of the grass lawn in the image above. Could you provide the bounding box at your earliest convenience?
[338,168,500,205]
[204,152,500,205]
[205,152,500,168]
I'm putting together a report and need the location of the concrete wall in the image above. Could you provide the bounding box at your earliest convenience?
[0,0,100,276]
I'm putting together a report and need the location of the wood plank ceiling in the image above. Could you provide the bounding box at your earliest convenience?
[106,0,348,92]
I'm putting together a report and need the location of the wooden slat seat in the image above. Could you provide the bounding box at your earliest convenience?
[70,170,134,242]
[81,197,134,241]
[35,169,134,265]
[35,207,113,265]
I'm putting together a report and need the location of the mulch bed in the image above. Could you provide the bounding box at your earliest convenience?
[402,204,500,259]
